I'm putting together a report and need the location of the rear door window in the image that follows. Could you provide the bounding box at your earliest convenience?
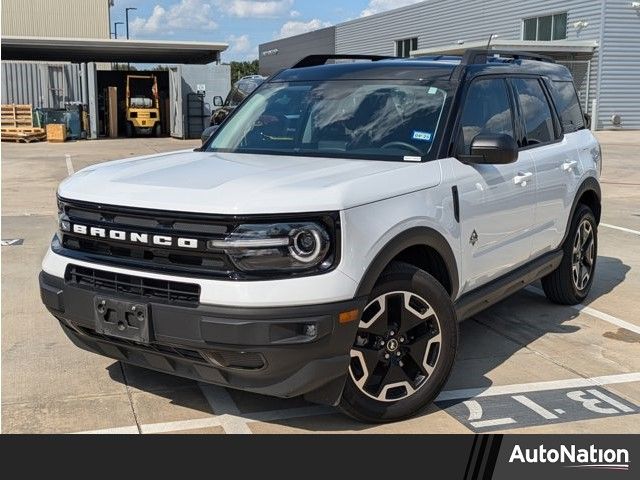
[512,78,556,146]
[551,81,585,133]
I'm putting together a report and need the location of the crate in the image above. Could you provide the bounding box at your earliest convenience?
[1,104,33,128]
[46,123,67,142]
[1,127,46,143]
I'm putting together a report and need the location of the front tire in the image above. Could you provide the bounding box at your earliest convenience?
[542,204,597,305]
[339,262,458,423]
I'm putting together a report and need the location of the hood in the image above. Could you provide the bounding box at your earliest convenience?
[58,150,442,215]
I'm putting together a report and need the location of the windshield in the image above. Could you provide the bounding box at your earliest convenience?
[207,80,450,161]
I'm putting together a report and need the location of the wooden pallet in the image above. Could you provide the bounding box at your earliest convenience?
[1,104,33,129]
[1,126,46,143]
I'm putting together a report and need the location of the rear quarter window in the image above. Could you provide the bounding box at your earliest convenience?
[551,81,585,133]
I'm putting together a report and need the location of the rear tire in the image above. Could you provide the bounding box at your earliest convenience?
[339,262,458,423]
[542,204,597,305]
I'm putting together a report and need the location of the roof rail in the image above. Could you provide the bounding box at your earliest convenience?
[291,54,396,69]
[451,48,556,81]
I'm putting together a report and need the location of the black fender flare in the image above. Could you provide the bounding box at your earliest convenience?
[559,177,602,247]
[354,226,459,300]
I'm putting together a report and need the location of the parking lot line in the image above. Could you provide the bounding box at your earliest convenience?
[72,402,333,435]
[436,372,640,402]
[600,223,640,236]
[64,154,74,176]
[198,383,253,434]
[526,286,640,335]
[73,425,140,435]
[141,417,223,434]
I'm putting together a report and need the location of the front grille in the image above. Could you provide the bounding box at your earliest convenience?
[55,197,339,280]
[202,350,266,370]
[66,265,200,305]
[57,198,237,278]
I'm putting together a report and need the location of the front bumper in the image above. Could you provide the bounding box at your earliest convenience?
[40,271,365,403]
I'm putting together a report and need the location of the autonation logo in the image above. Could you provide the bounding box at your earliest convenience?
[509,444,630,471]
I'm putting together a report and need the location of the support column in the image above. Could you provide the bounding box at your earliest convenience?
[87,62,99,140]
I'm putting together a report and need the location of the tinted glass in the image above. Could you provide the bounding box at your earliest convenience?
[538,15,552,41]
[458,78,514,154]
[552,81,585,132]
[553,13,567,40]
[513,78,555,145]
[523,18,537,41]
[207,80,450,161]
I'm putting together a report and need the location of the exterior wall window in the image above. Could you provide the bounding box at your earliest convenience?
[396,37,418,57]
[523,13,567,41]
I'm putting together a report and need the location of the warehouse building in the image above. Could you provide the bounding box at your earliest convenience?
[259,0,640,130]
[1,0,113,39]
[1,0,230,139]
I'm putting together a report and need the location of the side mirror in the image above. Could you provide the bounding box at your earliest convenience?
[460,134,518,165]
[584,113,592,130]
[213,96,224,107]
[201,125,219,145]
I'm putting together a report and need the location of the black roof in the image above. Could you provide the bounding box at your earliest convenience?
[271,52,574,83]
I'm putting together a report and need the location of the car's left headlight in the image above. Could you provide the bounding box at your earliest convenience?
[207,218,339,274]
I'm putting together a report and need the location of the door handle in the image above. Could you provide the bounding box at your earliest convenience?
[562,160,578,172]
[514,172,533,186]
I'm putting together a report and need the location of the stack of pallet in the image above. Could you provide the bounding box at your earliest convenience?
[1,104,46,143]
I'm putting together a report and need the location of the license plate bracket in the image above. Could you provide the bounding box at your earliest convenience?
[94,297,150,344]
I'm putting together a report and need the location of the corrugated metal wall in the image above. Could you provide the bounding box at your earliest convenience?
[334,0,634,128]
[1,62,83,108]
[1,0,110,39]
[598,0,640,130]
[180,64,232,138]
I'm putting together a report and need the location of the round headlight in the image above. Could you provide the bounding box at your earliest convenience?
[290,228,323,263]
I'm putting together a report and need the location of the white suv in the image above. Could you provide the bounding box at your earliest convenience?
[40,50,602,423]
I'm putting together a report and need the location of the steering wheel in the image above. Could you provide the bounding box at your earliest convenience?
[381,141,423,156]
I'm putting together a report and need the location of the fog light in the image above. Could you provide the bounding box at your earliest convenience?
[303,324,317,337]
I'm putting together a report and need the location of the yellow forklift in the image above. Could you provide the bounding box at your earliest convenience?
[125,74,161,137]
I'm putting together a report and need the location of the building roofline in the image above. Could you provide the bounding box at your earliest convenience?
[412,39,598,57]
[1,36,228,64]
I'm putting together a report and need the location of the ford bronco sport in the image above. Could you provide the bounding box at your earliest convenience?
[40,50,602,423]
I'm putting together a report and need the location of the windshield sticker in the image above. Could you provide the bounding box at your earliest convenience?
[427,87,438,95]
[403,156,422,162]
[412,131,433,142]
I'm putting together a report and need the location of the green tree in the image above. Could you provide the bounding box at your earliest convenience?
[230,60,260,84]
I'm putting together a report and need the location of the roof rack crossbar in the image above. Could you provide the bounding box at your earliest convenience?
[291,54,396,69]
[461,48,556,65]
[451,48,556,81]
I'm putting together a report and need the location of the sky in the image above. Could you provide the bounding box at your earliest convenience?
[111,0,424,62]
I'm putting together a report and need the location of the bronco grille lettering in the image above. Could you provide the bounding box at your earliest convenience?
[68,223,199,249]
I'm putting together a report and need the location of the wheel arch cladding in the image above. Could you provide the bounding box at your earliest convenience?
[577,184,601,224]
[355,227,459,300]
